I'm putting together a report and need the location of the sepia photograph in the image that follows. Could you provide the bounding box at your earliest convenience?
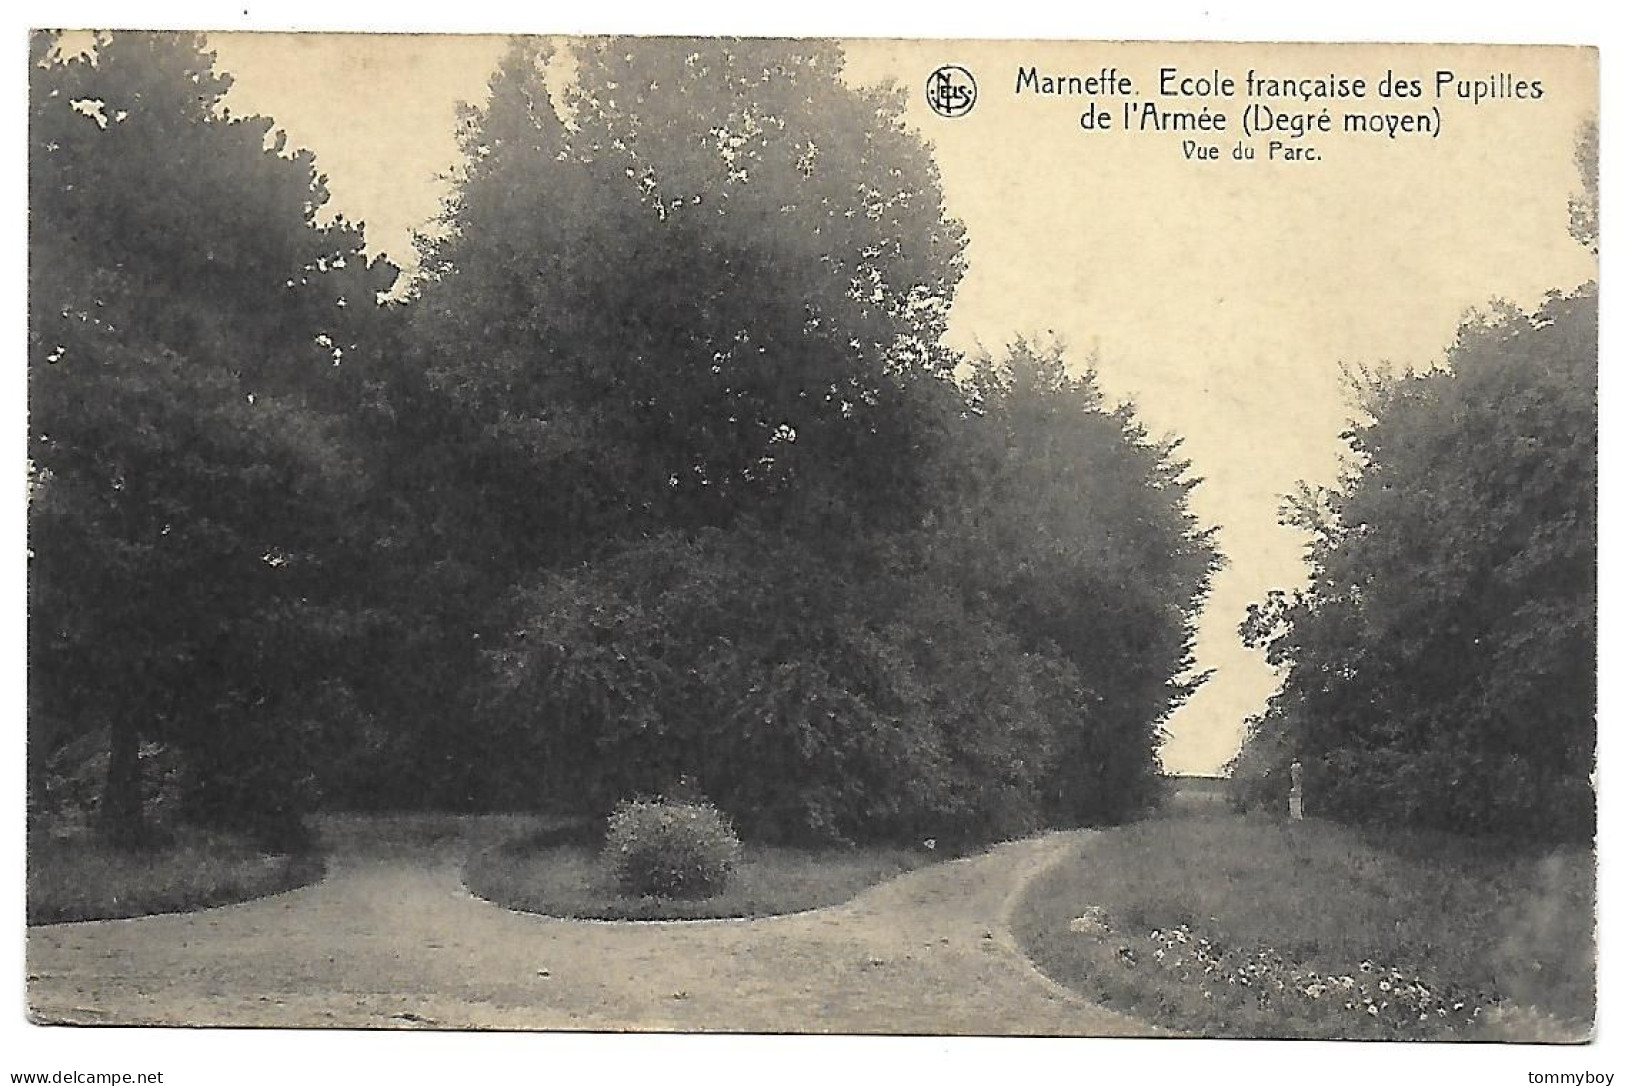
[14,7,1609,1082]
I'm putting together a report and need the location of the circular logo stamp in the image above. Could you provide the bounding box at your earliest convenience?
[925,65,977,118]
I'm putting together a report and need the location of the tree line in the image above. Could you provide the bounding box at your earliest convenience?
[1230,120,1598,842]
[29,33,1222,850]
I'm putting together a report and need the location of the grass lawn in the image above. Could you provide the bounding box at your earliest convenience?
[1012,801,1593,1041]
[28,828,325,925]
[463,827,933,921]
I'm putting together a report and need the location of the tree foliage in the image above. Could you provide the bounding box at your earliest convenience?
[28,31,398,846]
[931,341,1220,822]
[482,528,1062,844]
[1569,117,1598,256]
[1233,287,1597,841]
[411,38,965,558]
[30,33,1220,849]
[481,338,1218,843]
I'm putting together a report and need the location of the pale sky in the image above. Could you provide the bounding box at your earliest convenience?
[207,34,1598,775]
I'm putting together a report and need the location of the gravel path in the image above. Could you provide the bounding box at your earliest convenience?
[26,816,1154,1035]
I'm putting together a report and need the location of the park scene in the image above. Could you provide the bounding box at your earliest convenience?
[25,32,1597,1041]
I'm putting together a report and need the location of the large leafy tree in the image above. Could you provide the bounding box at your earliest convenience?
[28,31,397,845]
[410,39,1220,837]
[378,37,974,812]
[1235,285,1597,839]
[411,37,966,562]
[481,338,1220,841]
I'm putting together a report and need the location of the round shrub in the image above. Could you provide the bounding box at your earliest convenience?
[603,797,742,899]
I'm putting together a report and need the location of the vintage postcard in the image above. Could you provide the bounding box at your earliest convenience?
[21,24,1600,1078]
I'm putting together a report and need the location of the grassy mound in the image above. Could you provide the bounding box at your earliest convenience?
[28,828,325,925]
[463,825,932,921]
[1012,808,1593,1041]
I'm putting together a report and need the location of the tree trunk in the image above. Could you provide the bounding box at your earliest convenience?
[99,715,146,849]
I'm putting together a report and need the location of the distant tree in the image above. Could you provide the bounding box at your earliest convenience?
[1235,286,1597,839]
[1569,117,1598,255]
[28,31,397,846]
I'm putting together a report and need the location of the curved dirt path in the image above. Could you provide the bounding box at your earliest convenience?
[27,815,1152,1035]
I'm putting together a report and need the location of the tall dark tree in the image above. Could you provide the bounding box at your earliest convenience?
[1234,285,1597,839]
[28,31,397,845]
[374,37,975,813]
[929,340,1222,822]
[1233,120,1597,838]
[411,37,966,561]
[400,39,1221,837]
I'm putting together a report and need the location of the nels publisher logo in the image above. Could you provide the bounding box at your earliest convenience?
[925,65,977,118]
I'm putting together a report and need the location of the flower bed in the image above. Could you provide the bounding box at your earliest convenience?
[1118,922,1491,1039]
[1011,812,1592,1040]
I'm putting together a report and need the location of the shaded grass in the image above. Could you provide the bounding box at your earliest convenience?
[1013,805,1593,1040]
[464,825,933,921]
[313,811,571,862]
[28,829,325,925]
